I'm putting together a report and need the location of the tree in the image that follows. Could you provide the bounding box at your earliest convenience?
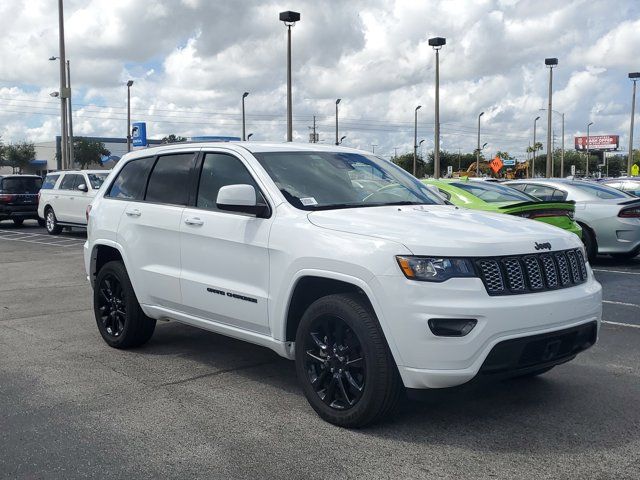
[4,141,36,173]
[161,134,187,144]
[393,152,428,178]
[495,151,515,161]
[73,138,110,169]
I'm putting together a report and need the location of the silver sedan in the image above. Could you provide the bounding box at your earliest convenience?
[505,179,640,261]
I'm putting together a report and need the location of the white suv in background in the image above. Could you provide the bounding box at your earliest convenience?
[38,170,110,234]
[84,143,602,427]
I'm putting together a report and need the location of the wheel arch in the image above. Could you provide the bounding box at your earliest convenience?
[281,271,403,366]
[90,241,127,289]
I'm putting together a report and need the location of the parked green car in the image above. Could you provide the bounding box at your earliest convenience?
[422,179,582,238]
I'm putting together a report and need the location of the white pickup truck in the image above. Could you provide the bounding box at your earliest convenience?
[84,143,602,427]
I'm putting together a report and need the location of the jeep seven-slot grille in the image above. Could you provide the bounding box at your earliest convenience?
[476,248,588,296]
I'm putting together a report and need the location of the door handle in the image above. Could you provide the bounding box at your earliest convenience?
[126,208,142,217]
[184,216,204,226]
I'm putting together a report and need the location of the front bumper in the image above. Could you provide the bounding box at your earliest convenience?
[372,272,602,389]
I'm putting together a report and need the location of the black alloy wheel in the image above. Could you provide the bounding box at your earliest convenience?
[303,315,366,410]
[93,261,156,349]
[295,293,401,428]
[97,273,127,338]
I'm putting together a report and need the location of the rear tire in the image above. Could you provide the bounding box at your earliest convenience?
[295,293,401,428]
[12,218,24,226]
[94,261,156,349]
[580,224,597,262]
[45,208,63,235]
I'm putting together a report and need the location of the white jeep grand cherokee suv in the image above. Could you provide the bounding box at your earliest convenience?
[84,143,602,427]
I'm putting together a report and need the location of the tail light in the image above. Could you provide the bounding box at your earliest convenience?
[0,194,16,203]
[86,204,92,222]
[619,206,640,218]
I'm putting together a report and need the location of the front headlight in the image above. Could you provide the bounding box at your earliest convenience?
[396,256,477,282]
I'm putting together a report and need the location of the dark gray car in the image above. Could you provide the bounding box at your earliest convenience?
[0,174,43,227]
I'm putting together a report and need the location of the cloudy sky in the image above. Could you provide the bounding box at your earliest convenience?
[0,0,638,159]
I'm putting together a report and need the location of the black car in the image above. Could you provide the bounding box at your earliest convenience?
[0,174,44,227]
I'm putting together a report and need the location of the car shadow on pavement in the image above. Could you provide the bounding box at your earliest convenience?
[138,321,639,456]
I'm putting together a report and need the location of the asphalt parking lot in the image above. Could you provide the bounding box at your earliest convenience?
[1,221,639,480]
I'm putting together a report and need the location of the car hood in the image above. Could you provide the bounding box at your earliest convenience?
[307,205,580,256]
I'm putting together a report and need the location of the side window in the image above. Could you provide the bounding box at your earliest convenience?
[107,157,156,200]
[59,174,81,190]
[196,153,260,211]
[509,183,527,192]
[550,189,567,201]
[41,175,59,190]
[145,153,196,206]
[437,188,451,200]
[523,184,555,201]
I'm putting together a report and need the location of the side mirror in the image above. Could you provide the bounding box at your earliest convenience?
[77,183,88,192]
[216,184,269,217]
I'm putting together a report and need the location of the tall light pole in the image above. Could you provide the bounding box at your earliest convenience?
[629,73,640,175]
[476,111,484,176]
[242,92,249,141]
[335,98,341,145]
[413,105,422,176]
[539,108,565,177]
[532,116,540,178]
[279,11,300,142]
[56,0,69,169]
[371,144,377,154]
[50,56,74,167]
[544,58,558,178]
[586,121,593,177]
[429,37,446,179]
[126,80,133,152]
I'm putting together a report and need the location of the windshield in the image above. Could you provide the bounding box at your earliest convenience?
[571,182,630,199]
[253,151,444,210]
[1,177,42,194]
[451,181,536,203]
[87,173,109,189]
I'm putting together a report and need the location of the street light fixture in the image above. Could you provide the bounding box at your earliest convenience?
[586,122,593,178]
[49,91,60,97]
[339,135,346,145]
[476,111,484,176]
[544,58,558,178]
[126,80,134,152]
[628,72,640,175]
[335,98,341,145]
[279,10,300,142]
[50,55,75,167]
[532,116,540,178]
[413,105,422,176]
[429,36,446,178]
[242,92,249,141]
[247,133,254,141]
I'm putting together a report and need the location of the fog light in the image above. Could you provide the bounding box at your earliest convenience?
[428,318,477,337]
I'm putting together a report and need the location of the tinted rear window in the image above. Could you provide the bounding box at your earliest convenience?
[107,157,156,200]
[451,181,535,203]
[145,153,195,206]
[1,177,42,194]
[41,175,59,190]
[571,182,630,199]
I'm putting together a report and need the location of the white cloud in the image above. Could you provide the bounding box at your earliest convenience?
[0,0,638,160]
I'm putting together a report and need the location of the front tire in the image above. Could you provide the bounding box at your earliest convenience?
[45,208,63,235]
[37,217,46,227]
[94,261,156,349]
[580,224,597,262]
[295,293,401,428]
[12,218,24,226]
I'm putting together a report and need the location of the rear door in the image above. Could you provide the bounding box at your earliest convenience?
[179,151,272,334]
[68,174,91,223]
[115,152,197,308]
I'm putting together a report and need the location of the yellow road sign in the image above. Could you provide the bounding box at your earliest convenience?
[632,164,640,176]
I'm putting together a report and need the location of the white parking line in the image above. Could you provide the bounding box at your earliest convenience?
[593,268,640,276]
[0,236,84,248]
[602,320,640,329]
[603,300,640,309]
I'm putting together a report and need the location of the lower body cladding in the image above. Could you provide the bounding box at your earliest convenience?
[372,274,602,389]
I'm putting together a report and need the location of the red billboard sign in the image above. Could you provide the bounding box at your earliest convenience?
[574,135,619,151]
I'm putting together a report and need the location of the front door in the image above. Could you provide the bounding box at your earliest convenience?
[179,152,272,334]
